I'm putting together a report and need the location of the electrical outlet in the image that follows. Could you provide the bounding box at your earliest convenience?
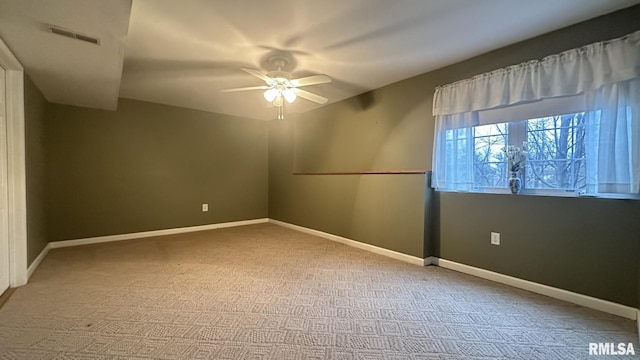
[491,232,500,245]
[202,204,208,212]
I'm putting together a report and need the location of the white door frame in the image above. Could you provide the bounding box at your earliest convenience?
[0,37,28,287]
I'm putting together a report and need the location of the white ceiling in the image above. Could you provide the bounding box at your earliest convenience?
[0,0,638,120]
[0,0,131,110]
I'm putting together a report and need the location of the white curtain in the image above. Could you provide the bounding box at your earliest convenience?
[432,115,475,191]
[432,30,640,195]
[585,78,640,194]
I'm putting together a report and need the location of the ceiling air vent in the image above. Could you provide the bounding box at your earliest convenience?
[49,26,100,45]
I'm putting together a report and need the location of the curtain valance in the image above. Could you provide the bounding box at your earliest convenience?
[433,30,640,116]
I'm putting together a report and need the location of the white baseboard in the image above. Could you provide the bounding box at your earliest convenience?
[268,219,426,266]
[25,218,640,324]
[424,256,438,266]
[27,219,268,278]
[27,243,51,279]
[437,258,638,320]
[48,218,269,249]
[267,222,638,320]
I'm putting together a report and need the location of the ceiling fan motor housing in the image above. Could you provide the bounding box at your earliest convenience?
[266,70,291,82]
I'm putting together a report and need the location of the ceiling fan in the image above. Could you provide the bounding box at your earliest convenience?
[221,55,331,119]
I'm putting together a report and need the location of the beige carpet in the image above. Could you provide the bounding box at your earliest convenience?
[0,223,637,359]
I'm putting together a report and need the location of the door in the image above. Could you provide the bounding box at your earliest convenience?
[0,66,9,295]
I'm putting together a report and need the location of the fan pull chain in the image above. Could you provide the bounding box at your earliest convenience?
[277,102,284,120]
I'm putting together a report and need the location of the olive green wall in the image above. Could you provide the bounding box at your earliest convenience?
[24,74,49,265]
[440,194,640,307]
[45,98,268,241]
[269,5,640,306]
[269,82,430,258]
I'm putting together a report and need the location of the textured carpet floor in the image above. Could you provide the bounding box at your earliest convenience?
[0,223,637,359]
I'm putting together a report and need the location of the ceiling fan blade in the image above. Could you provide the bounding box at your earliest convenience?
[290,74,332,87]
[295,89,328,104]
[240,68,272,83]
[220,85,270,93]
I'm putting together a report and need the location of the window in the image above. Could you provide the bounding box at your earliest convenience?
[458,112,588,194]
[432,30,640,198]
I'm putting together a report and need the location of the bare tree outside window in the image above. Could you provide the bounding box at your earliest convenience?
[526,113,586,190]
[473,124,507,188]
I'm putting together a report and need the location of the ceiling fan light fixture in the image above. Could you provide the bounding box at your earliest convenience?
[283,88,296,103]
[226,65,332,119]
[264,88,278,102]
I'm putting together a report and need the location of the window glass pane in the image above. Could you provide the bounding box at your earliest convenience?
[525,113,586,191]
[474,162,507,187]
[444,128,473,189]
[456,137,471,174]
[455,128,469,139]
[473,123,507,188]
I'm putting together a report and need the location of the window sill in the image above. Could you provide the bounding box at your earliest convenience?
[436,188,640,200]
